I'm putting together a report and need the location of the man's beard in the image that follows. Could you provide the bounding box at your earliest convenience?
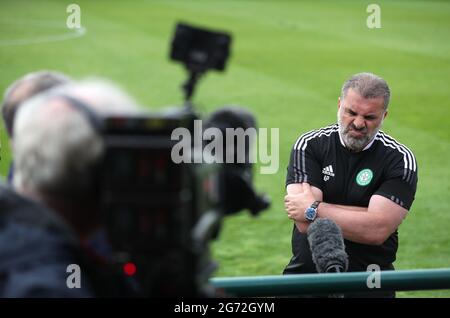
[338,116,380,152]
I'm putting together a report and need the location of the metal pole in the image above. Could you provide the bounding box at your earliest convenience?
[209,268,450,297]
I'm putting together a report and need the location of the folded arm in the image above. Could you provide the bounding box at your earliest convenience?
[285,183,407,245]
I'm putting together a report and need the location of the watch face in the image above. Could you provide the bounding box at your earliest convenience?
[305,207,316,221]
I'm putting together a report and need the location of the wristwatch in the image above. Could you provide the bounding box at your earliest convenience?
[304,200,321,222]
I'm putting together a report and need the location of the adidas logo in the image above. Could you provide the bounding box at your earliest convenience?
[322,165,335,177]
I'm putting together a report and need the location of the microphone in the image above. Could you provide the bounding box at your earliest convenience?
[307,218,348,273]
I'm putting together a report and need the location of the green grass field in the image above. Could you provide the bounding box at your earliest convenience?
[1,0,449,297]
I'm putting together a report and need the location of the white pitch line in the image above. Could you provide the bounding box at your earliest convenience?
[0,26,87,46]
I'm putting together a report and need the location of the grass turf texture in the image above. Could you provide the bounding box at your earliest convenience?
[0,0,449,297]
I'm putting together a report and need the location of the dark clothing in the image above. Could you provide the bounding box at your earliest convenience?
[284,124,418,297]
[0,183,131,297]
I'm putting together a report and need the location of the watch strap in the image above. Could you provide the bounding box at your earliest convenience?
[311,200,321,209]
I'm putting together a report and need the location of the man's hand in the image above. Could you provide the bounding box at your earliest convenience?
[284,183,316,222]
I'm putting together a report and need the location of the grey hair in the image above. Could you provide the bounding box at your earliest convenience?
[341,72,390,110]
[2,70,71,136]
[13,78,140,199]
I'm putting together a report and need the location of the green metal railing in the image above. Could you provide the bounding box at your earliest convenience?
[210,268,450,297]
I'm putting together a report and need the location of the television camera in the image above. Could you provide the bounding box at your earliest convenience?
[100,23,270,297]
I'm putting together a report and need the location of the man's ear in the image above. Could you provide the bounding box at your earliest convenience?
[338,96,341,110]
[383,110,388,120]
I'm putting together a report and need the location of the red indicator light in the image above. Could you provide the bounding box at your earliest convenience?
[123,262,137,276]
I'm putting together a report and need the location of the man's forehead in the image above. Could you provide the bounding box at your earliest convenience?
[343,89,384,113]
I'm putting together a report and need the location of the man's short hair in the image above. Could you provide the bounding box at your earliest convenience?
[341,72,390,110]
[2,71,71,137]
[12,79,140,200]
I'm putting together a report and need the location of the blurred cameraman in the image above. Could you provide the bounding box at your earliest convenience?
[0,79,139,297]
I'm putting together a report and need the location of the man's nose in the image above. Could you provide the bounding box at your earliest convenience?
[353,116,366,130]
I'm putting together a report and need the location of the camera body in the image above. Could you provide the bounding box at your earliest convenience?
[100,110,221,296]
